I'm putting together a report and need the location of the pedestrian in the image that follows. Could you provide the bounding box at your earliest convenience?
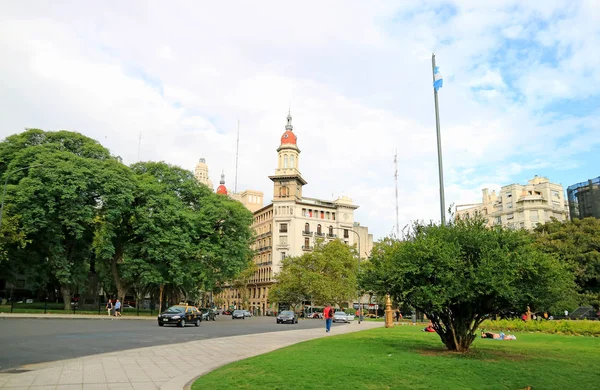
[395,310,401,322]
[106,300,113,317]
[114,299,122,317]
[324,304,334,333]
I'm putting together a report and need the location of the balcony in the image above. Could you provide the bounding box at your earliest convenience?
[302,245,314,251]
[327,233,337,238]
[302,230,313,236]
[315,232,325,237]
[277,243,289,249]
[257,246,272,253]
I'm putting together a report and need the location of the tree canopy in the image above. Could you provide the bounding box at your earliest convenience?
[362,218,575,352]
[270,239,358,310]
[534,217,600,309]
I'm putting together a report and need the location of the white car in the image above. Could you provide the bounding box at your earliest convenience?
[333,311,354,323]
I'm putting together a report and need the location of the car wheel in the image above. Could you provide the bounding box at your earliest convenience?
[295,319,298,324]
[158,322,164,327]
[195,318,200,327]
[276,320,280,324]
[179,319,186,327]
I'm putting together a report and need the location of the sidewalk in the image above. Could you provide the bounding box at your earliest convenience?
[0,313,155,320]
[0,321,382,389]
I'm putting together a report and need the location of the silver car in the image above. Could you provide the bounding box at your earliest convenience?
[333,311,354,323]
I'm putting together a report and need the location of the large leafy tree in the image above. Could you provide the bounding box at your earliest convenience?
[270,239,358,309]
[534,217,600,309]
[363,218,575,352]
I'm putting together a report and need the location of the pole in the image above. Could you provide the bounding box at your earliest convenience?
[394,151,400,238]
[0,164,43,230]
[234,119,240,194]
[432,53,446,225]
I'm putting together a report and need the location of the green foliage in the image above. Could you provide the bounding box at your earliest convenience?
[363,218,576,351]
[481,318,600,336]
[270,239,358,309]
[193,326,600,390]
[534,217,600,309]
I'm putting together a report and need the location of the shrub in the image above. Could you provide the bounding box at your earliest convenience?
[481,319,600,336]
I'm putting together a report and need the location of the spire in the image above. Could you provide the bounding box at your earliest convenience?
[220,170,225,185]
[285,109,293,131]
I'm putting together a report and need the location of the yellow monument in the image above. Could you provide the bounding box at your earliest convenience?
[384,294,394,328]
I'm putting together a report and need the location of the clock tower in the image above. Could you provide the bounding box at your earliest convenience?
[269,111,307,200]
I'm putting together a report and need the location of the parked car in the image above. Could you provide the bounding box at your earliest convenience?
[223,310,232,315]
[232,310,245,319]
[333,311,353,323]
[242,310,253,318]
[157,305,201,327]
[307,312,323,319]
[201,308,216,321]
[277,310,298,324]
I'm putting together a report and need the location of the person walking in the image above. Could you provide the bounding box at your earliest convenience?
[324,304,334,333]
[106,300,113,317]
[114,299,122,317]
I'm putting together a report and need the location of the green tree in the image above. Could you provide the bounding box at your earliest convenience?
[231,262,258,310]
[534,217,600,309]
[270,239,358,310]
[364,218,575,352]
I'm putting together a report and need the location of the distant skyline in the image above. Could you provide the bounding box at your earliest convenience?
[1,1,599,239]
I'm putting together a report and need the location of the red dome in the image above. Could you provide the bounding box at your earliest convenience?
[281,130,297,145]
[216,184,228,195]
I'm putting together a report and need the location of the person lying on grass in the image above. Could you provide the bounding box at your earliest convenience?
[481,331,516,340]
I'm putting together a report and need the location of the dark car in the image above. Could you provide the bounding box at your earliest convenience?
[232,310,245,319]
[276,310,298,324]
[201,308,216,321]
[158,305,201,327]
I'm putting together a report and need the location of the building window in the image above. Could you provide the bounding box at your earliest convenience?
[284,155,288,168]
[329,225,333,235]
[290,155,295,168]
[280,223,287,233]
[326,212,330,219]
[552,190,560,198]
[279,236,287,245]
[320,211,324,219]
[309,209,313,217]
[496,216,502,224]
[280,186,288,197]
[317,224,322,234]
[281,252,286,261]
[332,213,336,221]
[302,208,307,217]
[507,213,514,220]
[304,223,310,233]
[530,211,539,222]
[344,229,349,239]
[304,237,310,247]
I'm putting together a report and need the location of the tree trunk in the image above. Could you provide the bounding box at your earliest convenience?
[110,251,126,303]
[60,285,71,311]
[158,284,164,314]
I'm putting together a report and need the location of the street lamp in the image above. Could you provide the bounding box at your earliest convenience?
[330,226,363,324]
[0,164,43,230]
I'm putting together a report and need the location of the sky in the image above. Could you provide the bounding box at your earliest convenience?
[1,1,599,240]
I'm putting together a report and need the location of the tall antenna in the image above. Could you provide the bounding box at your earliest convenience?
[234,119,240,193]
[137,132,142,161]
[394,150,400,238]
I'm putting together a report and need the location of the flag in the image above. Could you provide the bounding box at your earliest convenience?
[433,66,443,91]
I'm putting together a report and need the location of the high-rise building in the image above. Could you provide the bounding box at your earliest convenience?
[456,176,569,230]
[567,176,600,220]
[194,158,213,191]
[216,111,372,315]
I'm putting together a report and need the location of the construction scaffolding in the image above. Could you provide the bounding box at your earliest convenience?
[567,176,600,220]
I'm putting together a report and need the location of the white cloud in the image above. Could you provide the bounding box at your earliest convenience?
[0,0,599,240]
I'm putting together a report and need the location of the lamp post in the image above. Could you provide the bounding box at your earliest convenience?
[330,227,362,324]
[0,164,43,230]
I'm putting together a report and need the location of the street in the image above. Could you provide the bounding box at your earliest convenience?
[0,315,346,371]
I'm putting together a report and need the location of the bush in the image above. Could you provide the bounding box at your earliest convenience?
[481,319,600,336]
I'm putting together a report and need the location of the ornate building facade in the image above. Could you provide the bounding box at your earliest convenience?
[456,176,569,230]
[216,112,372,315]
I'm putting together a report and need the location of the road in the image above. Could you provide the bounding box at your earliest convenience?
[0,315,346,371]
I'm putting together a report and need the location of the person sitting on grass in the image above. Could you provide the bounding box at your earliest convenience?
[481,331,516,340]
[422,321,436,332]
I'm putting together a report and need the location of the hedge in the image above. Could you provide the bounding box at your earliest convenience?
[480,319,600,336]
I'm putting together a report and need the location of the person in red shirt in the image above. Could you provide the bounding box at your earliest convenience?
[324,305,334,333]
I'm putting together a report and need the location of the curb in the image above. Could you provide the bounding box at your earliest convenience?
[0,313,156,320]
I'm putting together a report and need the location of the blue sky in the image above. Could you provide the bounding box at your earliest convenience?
[0,0,598,239]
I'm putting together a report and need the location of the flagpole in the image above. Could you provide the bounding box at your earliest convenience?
[432,53,446,225]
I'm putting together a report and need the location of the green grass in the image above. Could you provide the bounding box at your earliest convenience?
[192,326,600,390]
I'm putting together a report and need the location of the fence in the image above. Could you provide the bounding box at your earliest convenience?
[567,176,600,220]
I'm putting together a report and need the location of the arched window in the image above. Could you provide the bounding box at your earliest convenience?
[280,186,288,197]
[305,223,310,233]
[317,224,322,234]
[329,225,333,236]
[290,154,295,168]
[284,155,288,168]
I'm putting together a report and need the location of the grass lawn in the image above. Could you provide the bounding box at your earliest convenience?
[192,326,600,390]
